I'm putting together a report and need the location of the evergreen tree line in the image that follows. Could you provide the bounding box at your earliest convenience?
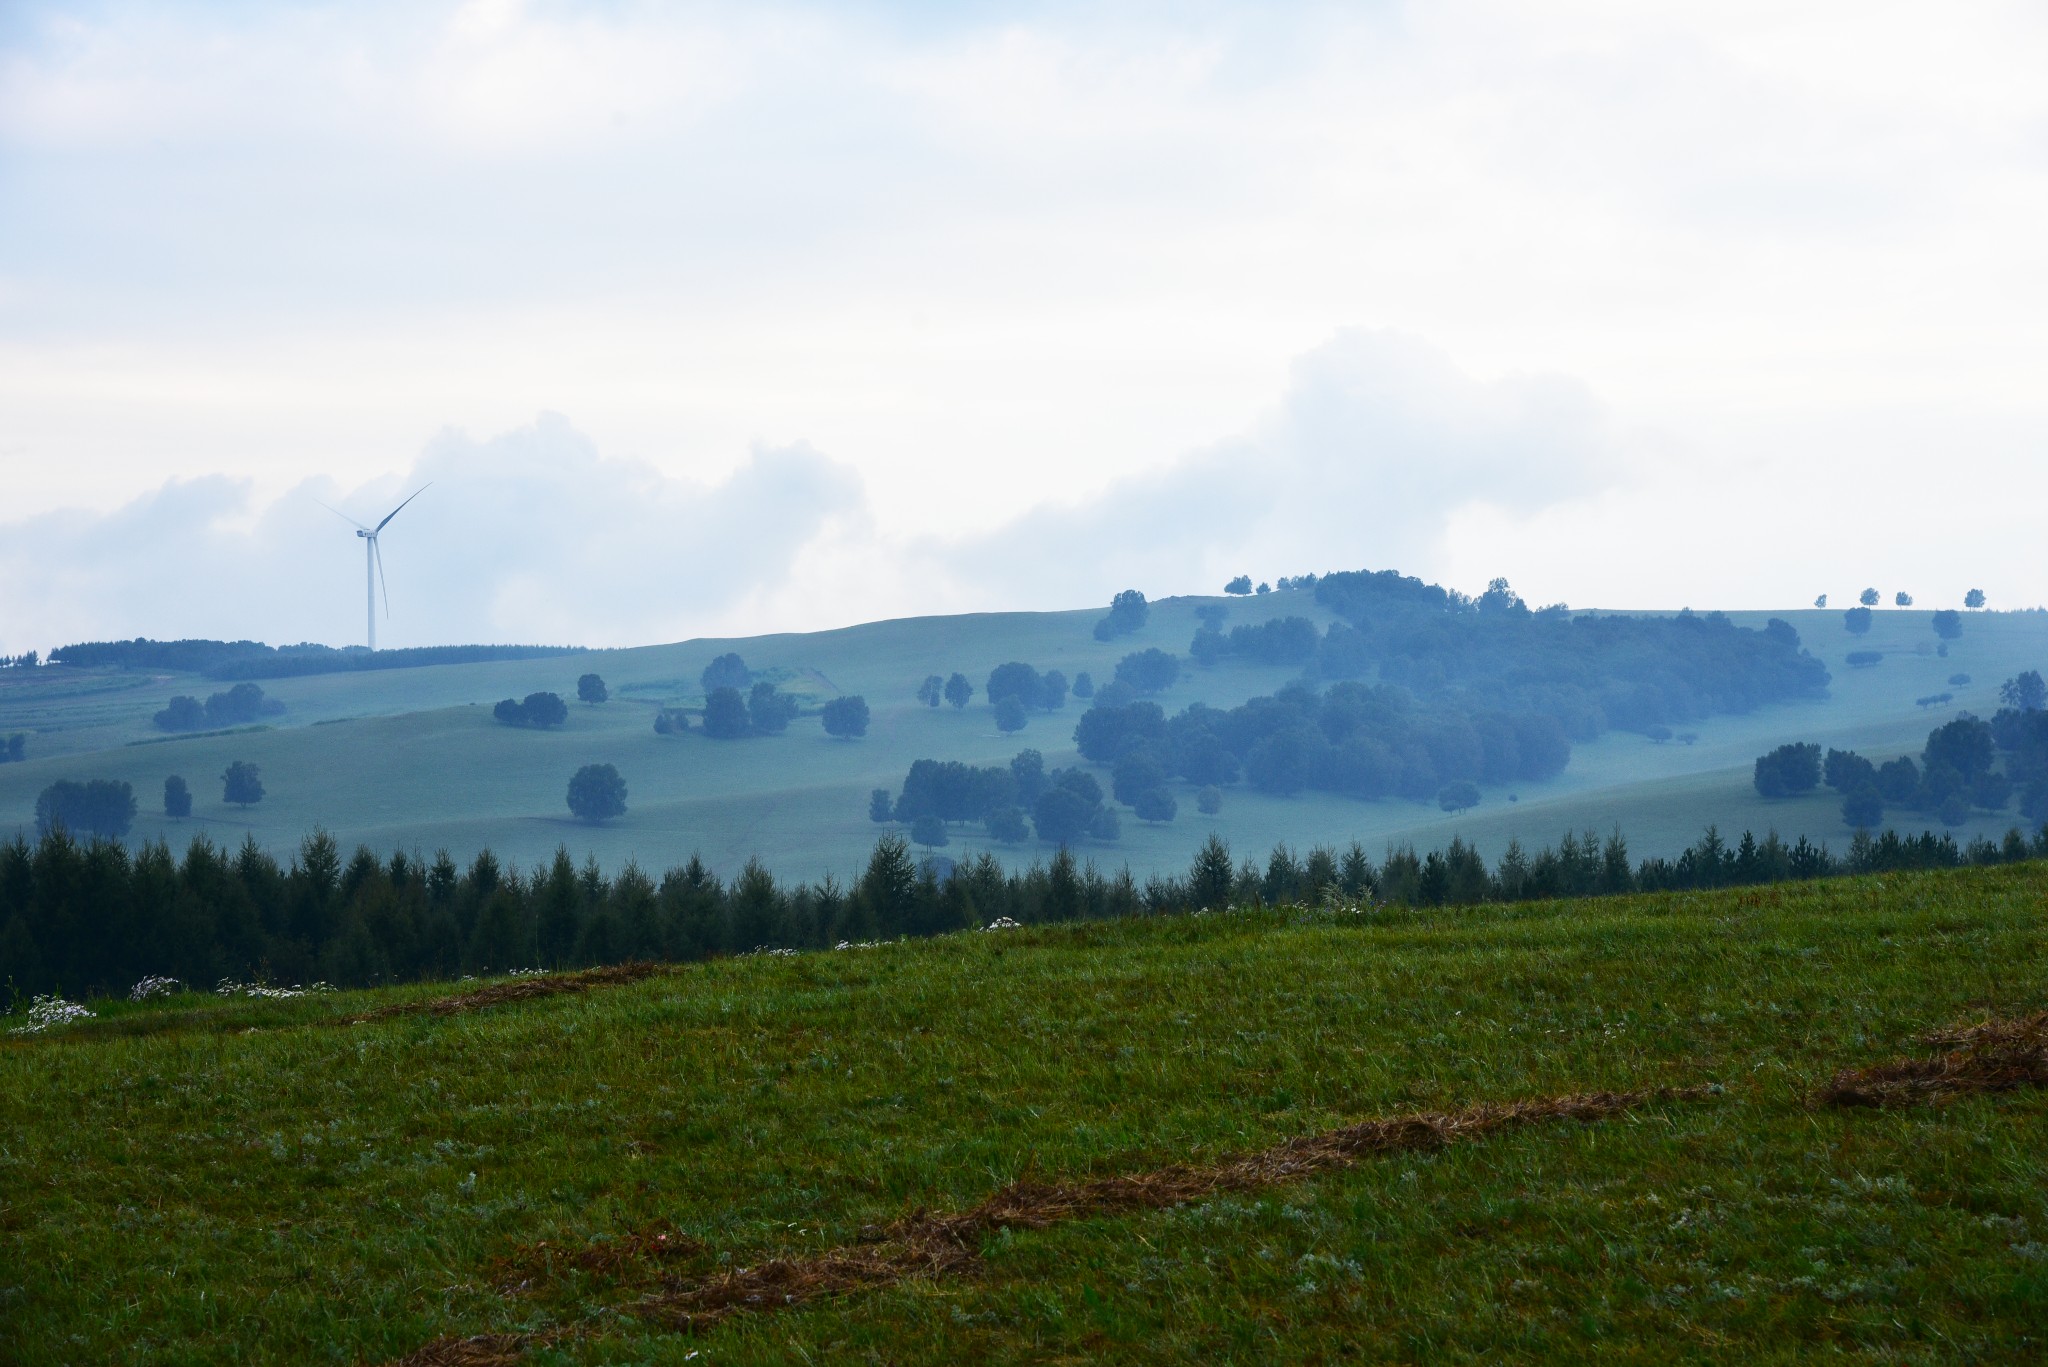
[6,816,2046,1004]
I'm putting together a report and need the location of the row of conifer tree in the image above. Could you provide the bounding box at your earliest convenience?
[5,818,2046,1003]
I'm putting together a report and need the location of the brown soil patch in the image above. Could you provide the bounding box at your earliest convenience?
[1819,1009,2048,1108]
[344,963,667,1024]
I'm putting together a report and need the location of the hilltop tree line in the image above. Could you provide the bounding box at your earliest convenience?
[1752,670,2048,827]
[7,815,2046,1002]
[48,639,583,680]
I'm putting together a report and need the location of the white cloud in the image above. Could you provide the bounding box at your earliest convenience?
[0,415,867,651]
[2,0,2046,624]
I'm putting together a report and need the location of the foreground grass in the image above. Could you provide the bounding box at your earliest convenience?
[4,865,2046,1363]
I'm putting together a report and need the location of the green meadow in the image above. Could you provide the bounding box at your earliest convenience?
[4,862,2045,1364]
[1,593,2044,881]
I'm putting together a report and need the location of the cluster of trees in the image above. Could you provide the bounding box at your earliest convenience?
[9,815,2045,1001]
[1307,573,1829,737]
[1,651,39,669]
[49,638,582,680]
[1224,575,1273,596]
[153,682,279,732]
[28,764,266,838]
[982,662,1070,733]
[1112,648,1180,695]
[1847,650,1882,668]
[703,682,800,739]
[1093,589,1149,642]
[493,691,569,728]
[1757,671,2048,827]
[916,673,974,710]
[1074,679,1572,807]
[1191,615,1320,667]
[872,749,1122,847]
[1,734,25,763]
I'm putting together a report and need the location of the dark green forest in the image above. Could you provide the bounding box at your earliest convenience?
[7,818,2045,1003]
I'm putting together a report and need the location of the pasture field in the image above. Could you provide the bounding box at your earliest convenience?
[3,862,2046,1363]
[1,594,2044,881]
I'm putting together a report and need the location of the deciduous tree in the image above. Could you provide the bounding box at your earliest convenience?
[567,764,627,822]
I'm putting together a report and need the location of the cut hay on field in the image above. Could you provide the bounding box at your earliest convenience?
[345,962,667,1024]
[635,1085,1719,1331]
[388,1083,1717,1362]
[1819,1009,2048,1108]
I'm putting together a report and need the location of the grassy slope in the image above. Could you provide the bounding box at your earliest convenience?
[4,864,2045,1364]
[0,597,2043,881]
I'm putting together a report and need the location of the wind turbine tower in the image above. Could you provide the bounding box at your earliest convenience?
[320,485,431,651]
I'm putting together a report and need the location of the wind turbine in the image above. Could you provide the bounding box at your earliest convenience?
[318,485,431,651]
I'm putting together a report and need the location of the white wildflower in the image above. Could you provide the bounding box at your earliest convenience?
[129,975,182,1001]
[7,994,97,1035]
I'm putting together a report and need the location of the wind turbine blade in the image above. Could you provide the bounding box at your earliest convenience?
[374,482,432,533]
[314,497,370,531]
[374,537,390,617]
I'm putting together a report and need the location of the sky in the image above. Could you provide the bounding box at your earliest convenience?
[2,0,2045,653]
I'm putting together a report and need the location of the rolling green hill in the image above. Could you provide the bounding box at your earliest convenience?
[1,592,2043,882]
[4,863,2045,1363]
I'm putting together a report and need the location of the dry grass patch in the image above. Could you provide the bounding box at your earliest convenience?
[1819,1008,2048,1108]
[344,962,668,1024]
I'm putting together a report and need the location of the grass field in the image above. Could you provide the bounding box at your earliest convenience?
[3,862,2045,1363]
[1,594,2044,882]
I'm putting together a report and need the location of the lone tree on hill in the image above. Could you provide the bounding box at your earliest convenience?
[994,695,1028,733]
[868,788,894,822]
[222,761,265,809]
[1197,785,1223,816]
[577,673,608,704]
[1859,587,1880,607]
[1895,591,1914,607]
[916,674,943,708]
[1438,780,1480,813]
[1931,610,1962,642]
[1965,588,1987,610]
[163,775,192,820]
[1813,593,1827,608]
[821,695,870,739]
[911,814,949,851]
[943,672,973,710]
[1072,671,1094,699]
[702,653,751,693]
[1225,575,1253,595]
[1040,668,1068,710]
[567,763,627,822]
[1843,606,1873,635]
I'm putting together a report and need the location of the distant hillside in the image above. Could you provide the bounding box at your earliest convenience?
[2,575,2043,881]
[47,638,585,679]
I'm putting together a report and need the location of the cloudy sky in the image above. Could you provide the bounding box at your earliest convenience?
[3,0,2045,653]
